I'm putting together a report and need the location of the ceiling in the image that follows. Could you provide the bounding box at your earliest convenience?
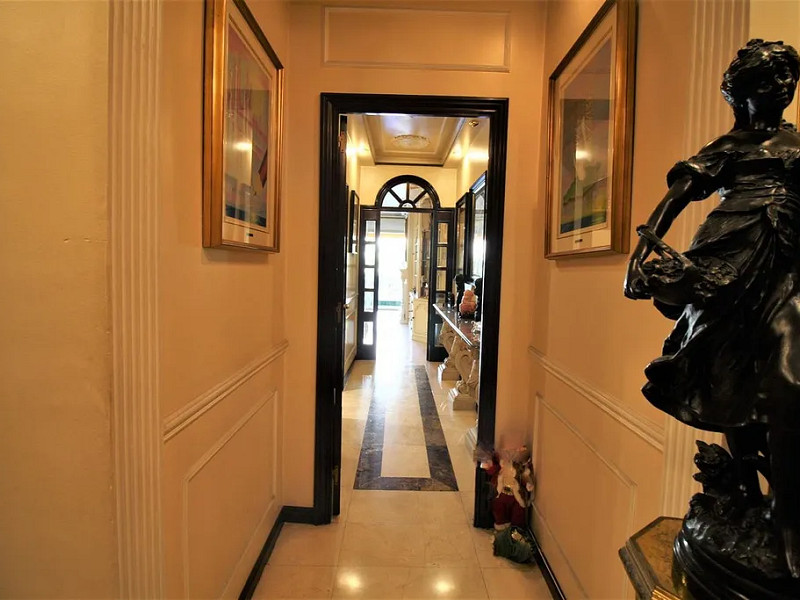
[348,114,488,168]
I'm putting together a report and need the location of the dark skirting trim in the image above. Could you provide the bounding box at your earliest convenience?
[280,505,316,524]
[239,505,316,600]
[529,526,566,600]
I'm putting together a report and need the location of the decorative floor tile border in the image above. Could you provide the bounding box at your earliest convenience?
[354,366,458,491]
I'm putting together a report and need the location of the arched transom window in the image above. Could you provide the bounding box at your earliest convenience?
[375,175,440,210]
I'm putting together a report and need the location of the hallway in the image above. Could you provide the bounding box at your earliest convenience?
[253,311,551,599]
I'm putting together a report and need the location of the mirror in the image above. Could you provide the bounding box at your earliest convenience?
[471,173,486,280]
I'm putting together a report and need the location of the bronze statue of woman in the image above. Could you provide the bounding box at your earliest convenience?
[625,39,800,594]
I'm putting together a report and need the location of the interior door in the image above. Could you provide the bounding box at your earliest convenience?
[330,115,348,517]
[426,208,455,361]
[357,207,381,360]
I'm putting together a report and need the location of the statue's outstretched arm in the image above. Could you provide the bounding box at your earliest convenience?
[624,174,703,299]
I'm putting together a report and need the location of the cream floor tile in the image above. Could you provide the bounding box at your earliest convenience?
[332,566,410,599]
[347,490,419,524]
[382,391,422,407]
[342,384,373,396]
[339,522,426,567]
[346,491,467,525]
[427,380,454,398]
[383,411,427,427]
[341,397,371,420]
[403,567,488,600]
[450,452,478,492]
[333,485,353,523]
[439,411,479,433]
[344,368,374,382]
[384,410,423,426]
[341,418,366,448]
[481,566,552,599]
[341,444,360,482]
[460,491,476,524]
[253,565,335,599]
[381,444,430,478]
[384,422,426,446]
[421,522,479,567]
[416,491,470,525]
[269,523,345,566]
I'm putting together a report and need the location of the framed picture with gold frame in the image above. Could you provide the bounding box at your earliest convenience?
[203,0,284,252]
[545,0,637,259]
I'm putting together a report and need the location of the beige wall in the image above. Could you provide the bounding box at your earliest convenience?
[159,0,290,596]
[0,2,118,597]
[529,1,702,598]
[750,0,800,121]
[455,120,490,198]
[284,0,548,506]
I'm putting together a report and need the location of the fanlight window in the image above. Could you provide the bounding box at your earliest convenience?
[375,175,440,210]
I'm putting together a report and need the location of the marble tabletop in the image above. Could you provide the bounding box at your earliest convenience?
[433,303,481,349]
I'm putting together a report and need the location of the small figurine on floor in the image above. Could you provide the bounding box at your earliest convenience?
[477,446,536,563]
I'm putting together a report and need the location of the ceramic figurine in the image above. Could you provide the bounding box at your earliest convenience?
[459,289,477,318]
[624,39,800,598]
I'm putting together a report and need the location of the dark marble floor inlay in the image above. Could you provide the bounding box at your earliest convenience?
[354,366,458,491]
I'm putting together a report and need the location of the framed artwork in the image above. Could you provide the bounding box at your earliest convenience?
[349,190,360,254]
[203,0,285,251]
[545,0,637,259]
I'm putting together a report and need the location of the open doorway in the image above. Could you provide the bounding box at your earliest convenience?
[315,94,508,528]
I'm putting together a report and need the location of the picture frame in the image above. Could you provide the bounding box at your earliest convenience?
[203,0,285,252]
[545,0,637,259]
[349,190,360,254]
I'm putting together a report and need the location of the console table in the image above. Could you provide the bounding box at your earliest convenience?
[433,304,480,412]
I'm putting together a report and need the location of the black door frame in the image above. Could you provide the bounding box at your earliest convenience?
[315,93,509,527]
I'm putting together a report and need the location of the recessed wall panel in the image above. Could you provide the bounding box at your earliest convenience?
[324,7,510,72]
[537,400,636,599]
[183,393,277,599]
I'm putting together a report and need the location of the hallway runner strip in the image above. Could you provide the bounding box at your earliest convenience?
[354,366,458,491]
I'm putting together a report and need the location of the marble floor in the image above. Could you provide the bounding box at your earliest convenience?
[254,310,552,599]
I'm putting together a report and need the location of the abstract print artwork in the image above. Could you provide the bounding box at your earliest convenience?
[545,0,636,258]
[203,0,284,251]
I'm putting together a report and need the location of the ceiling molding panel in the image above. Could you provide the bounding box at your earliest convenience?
[363,114,463,166]
[323,6,511,72]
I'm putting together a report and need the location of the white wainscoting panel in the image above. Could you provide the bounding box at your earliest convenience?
[181,391,278,599]
[323,6,511,72]
[529,346,664,450]
[535,396,637,599]
[163,339,288,441]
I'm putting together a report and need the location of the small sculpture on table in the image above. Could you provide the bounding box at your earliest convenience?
[624,39,800,598]
[459,288,478,319]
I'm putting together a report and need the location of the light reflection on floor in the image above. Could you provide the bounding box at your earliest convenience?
[253,309,551,599]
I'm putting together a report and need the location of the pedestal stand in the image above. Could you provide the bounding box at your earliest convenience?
[619,517,693,600]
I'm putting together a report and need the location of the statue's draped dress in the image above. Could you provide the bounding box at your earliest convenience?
[644,128,800,432]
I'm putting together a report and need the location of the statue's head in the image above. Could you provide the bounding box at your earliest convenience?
[721,39,799,126]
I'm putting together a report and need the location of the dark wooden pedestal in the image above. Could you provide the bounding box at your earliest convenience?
[619,517,694,600]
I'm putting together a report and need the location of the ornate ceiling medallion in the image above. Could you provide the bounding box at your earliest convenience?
[392,134,430,149]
